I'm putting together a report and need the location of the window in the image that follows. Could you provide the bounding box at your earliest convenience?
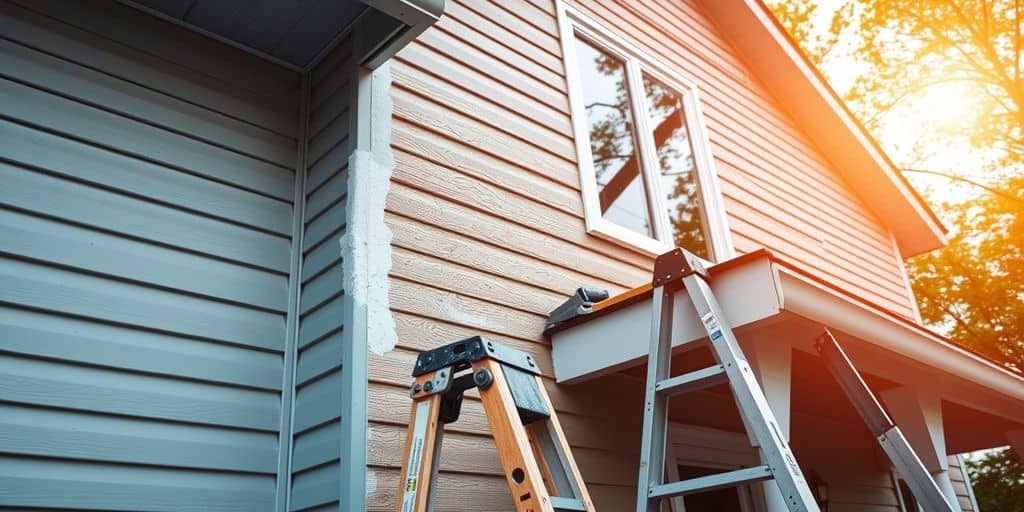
[558,5,732,260]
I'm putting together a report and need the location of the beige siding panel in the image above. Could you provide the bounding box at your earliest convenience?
[386,184,648,284]
[443,1,565,75]
[391,62,576,162]
[391,118,581,213]
[386,214,623,293]
[458,1,562,57]
[414,26,567,112]
[431,18,565,91]
[368,469,513,512]
[389,278,546,342]
[391,149,648,270]
[391,85,576,187]
[490,0,560,38]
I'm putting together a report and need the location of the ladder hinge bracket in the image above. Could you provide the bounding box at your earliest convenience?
[652,248,709,288]
[438,373,479,424]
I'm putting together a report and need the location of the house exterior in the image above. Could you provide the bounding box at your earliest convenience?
[1,1,1021,512]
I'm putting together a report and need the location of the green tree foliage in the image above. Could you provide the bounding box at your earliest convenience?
[967,449,1024,510]
[768,1,1024,508]
[910,177,1024,371]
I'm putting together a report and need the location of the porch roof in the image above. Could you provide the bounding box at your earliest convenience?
[547,250,1024,449]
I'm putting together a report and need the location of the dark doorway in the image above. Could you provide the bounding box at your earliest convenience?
[676,465,746,512]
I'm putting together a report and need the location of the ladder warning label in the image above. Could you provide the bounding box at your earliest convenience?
[400,400,431,512]
[700,312,723,340]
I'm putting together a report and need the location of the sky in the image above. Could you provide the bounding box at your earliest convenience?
[797,0,999,212]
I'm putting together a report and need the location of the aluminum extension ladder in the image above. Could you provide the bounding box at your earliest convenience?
[636,248,820,511]
[816,329,956,512]
[395,336,596,512]
[636,248,957,512]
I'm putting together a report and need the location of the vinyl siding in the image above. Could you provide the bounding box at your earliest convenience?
[0,1,299,510]
[949,456,977,512]
[370,0,919,509]
[288,38,353,512]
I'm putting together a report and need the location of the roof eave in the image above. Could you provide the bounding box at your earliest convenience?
[700,0,948,257]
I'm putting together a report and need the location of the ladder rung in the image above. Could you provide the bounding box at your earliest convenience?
[649,465,772,499]
[549,496,587,511]
[655,365,728,397]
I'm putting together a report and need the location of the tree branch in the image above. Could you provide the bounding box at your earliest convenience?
[901,168,1024,203]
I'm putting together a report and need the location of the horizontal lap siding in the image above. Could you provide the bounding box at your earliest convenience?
[0,1,298,510]
[375,0,918,509]
[289,39,352,512]
[373,1,648,509]
[949,456,977,511]
[791,415,901,511]
[569,0,917,317]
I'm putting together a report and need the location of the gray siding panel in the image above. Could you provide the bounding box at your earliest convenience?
[0,1,296,133]
[288,39,353,512]
[0,1,299,510]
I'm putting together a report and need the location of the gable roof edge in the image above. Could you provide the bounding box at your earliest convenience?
[700,0,948,257]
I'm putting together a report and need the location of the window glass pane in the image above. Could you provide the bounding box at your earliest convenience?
[574,35,652,237]
[643,73,711,258]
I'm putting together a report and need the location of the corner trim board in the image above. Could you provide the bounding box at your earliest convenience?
[277,74,313,511]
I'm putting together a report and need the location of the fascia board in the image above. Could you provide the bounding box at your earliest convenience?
[358,0,444,69]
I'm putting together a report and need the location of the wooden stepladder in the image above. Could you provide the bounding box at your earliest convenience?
[396,336,596,512]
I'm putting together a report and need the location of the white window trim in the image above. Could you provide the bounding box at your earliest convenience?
[556,1,735,261]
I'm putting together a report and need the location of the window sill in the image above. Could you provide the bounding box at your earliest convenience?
[586,218,722,269]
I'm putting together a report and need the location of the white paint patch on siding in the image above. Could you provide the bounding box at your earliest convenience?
[341,61,397,356]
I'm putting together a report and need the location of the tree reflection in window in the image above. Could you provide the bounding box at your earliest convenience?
[574,36,653,237]
[642,74,711,259]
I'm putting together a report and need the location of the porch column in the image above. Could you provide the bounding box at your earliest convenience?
[747,338,793,512]
[879,386,962,511]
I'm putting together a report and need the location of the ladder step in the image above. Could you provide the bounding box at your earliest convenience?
[649,465,773,499]
[549,496,587,511]
[655,365,728,397]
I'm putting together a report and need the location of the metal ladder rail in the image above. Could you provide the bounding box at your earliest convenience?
[815,329,956,512]
[635,248,820,512]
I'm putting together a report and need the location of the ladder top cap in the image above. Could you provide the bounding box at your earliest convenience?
[412,336,541,377]
[652,247,709,287]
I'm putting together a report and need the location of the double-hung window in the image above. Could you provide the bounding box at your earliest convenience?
[558,5,731,261]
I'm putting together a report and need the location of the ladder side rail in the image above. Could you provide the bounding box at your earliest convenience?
[816,331,956,512]
[473,358,557,512]
[396,390,445,512]
[681,273,821,511]
[636,286,676,512]
[533,372,597,511]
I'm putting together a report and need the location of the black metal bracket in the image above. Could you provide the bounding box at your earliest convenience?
[543,287,610,333]
[439,373,478,424]
[412,335,540,377]
[652,247,709,288]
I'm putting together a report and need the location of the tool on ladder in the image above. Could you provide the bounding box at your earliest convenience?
[636,248,821,512]
[395,335,596,512]
[815,329,956,511]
